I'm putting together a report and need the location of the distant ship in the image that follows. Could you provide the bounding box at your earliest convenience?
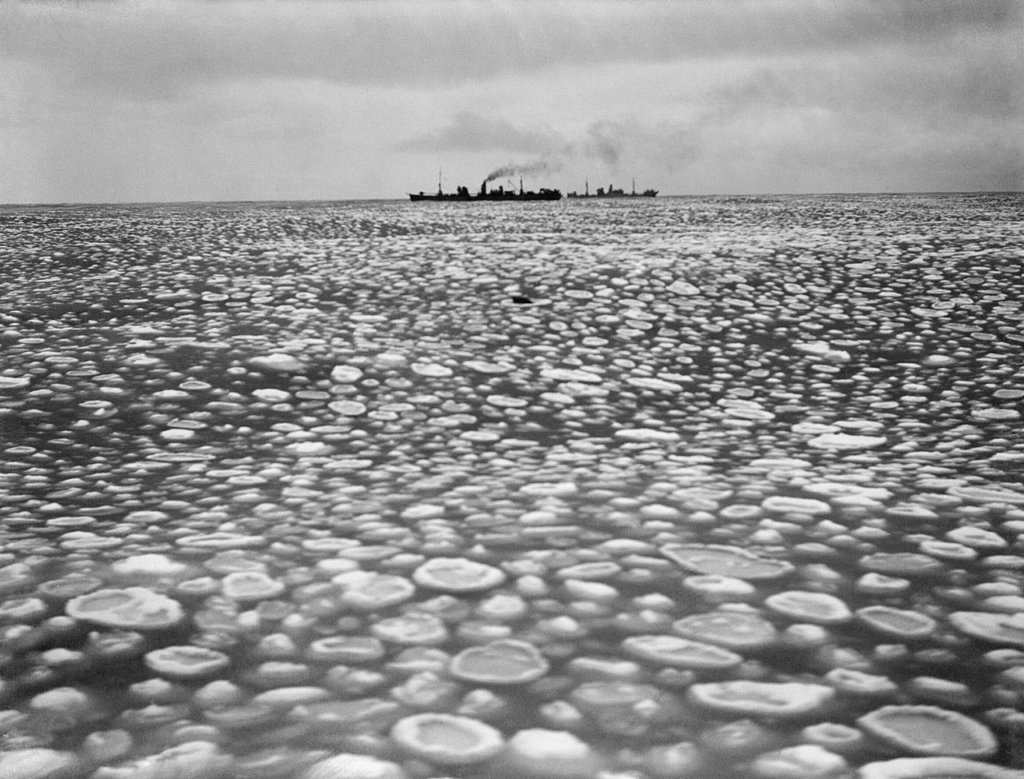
[409,173,561,202]
[566,179,657,198]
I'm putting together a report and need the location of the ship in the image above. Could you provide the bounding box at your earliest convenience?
[409,173,561,202]
[566,178,657,198]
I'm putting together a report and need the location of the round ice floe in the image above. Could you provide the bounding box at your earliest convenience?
[949,612,1024,648]
[568,680,668,722]
[400,503,445,520]
[306,635,385,664]
[621,634,743,670]
[764,591,852,625]
[807,433,887,450]
[110,555,191,580]
[176,532,266,550]
[792,422,840,436]
[668,280,700,295]
[662,544,794,580]
[799,722,865,755]
[749,744,849,779]
[825,668,899,700]
[719,399,775,422]
[945,526,1007,550]
[0,596,48,623]
[29,687,101,731]
[450,639,549,684]
[336,572,416,610]
[972,407,1021,422]
[859,756,1022,778]
[221,571,286,602]
[500,728,605,778]
[672,611,779,651]
[201,702,280,731]
[371,612,449,645]
[682,574,757,601]
[476,593,530,620]
[687,681,834,718]
[921,536,974,560]
[413,557,506,593]
[486,394,528,409]
[81,730,133,764]
[390,713,504,765]
[252,388,291,402]
[947,484,1024,506]
[159,428,195,441]
[627,376,684,392]
[793,341,851,363]
[0,562,37,595]
[324,458,373,470]
[145,646,231,679]
[857,705,997,758]
[304,753,408,779]
[761,496,831,516]
[554,561,621,580]
[859,553,945,577]
[0,749,81,778]
[411,362,453,377]
[38,574,104,603]
[66,587,183,630]
[855,606,937,640]
[801,481,893,501]
[91,741,232,779]
[614,428,680,443]
[465,360,515,374]
[541,368,602,384]
[249,353,305,373]
[519,481,578,497]
[0,375,32,390]
[884,503,941,525]
[328,400,367,416]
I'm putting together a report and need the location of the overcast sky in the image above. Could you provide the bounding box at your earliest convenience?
[1,0,1021,203]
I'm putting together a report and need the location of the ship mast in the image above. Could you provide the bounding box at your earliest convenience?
[632,178,636,196]
[437,169,442,196]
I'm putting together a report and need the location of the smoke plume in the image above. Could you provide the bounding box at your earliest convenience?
[484,158,559,183]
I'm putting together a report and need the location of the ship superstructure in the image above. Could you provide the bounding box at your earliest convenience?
[410,173,561,202]
[566,178,657,198]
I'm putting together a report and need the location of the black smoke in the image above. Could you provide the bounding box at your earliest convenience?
[484,158,560,183]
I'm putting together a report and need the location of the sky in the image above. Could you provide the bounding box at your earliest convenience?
[0,0,1021,203]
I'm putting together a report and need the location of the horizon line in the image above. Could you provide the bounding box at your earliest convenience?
[2,190,1022,208]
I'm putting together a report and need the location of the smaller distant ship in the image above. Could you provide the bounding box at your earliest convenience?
[409,173,561,202]
[566,179,657,199]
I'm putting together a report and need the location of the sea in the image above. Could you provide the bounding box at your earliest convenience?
[1,193,1023,778]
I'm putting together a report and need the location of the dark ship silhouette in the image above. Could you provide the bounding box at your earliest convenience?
[566,179,657,198]
[409,173,561,202]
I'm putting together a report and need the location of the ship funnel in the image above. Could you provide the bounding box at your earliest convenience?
[480,180,487,196]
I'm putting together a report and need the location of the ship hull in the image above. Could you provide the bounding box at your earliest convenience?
[409,191,561,202]
[566,192,658,199]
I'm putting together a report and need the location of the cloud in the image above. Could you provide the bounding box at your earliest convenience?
[1,0,1018,99]
[1,0,1019,200]
[397,112,565,154]
[673,50,1024,193]
[397,112,701,178]
[583,121,626,166]
[575,119,697,173]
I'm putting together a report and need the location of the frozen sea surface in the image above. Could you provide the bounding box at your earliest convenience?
[1,194,1023,777]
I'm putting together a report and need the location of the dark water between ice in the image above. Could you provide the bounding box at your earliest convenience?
[1,195,1023,777]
